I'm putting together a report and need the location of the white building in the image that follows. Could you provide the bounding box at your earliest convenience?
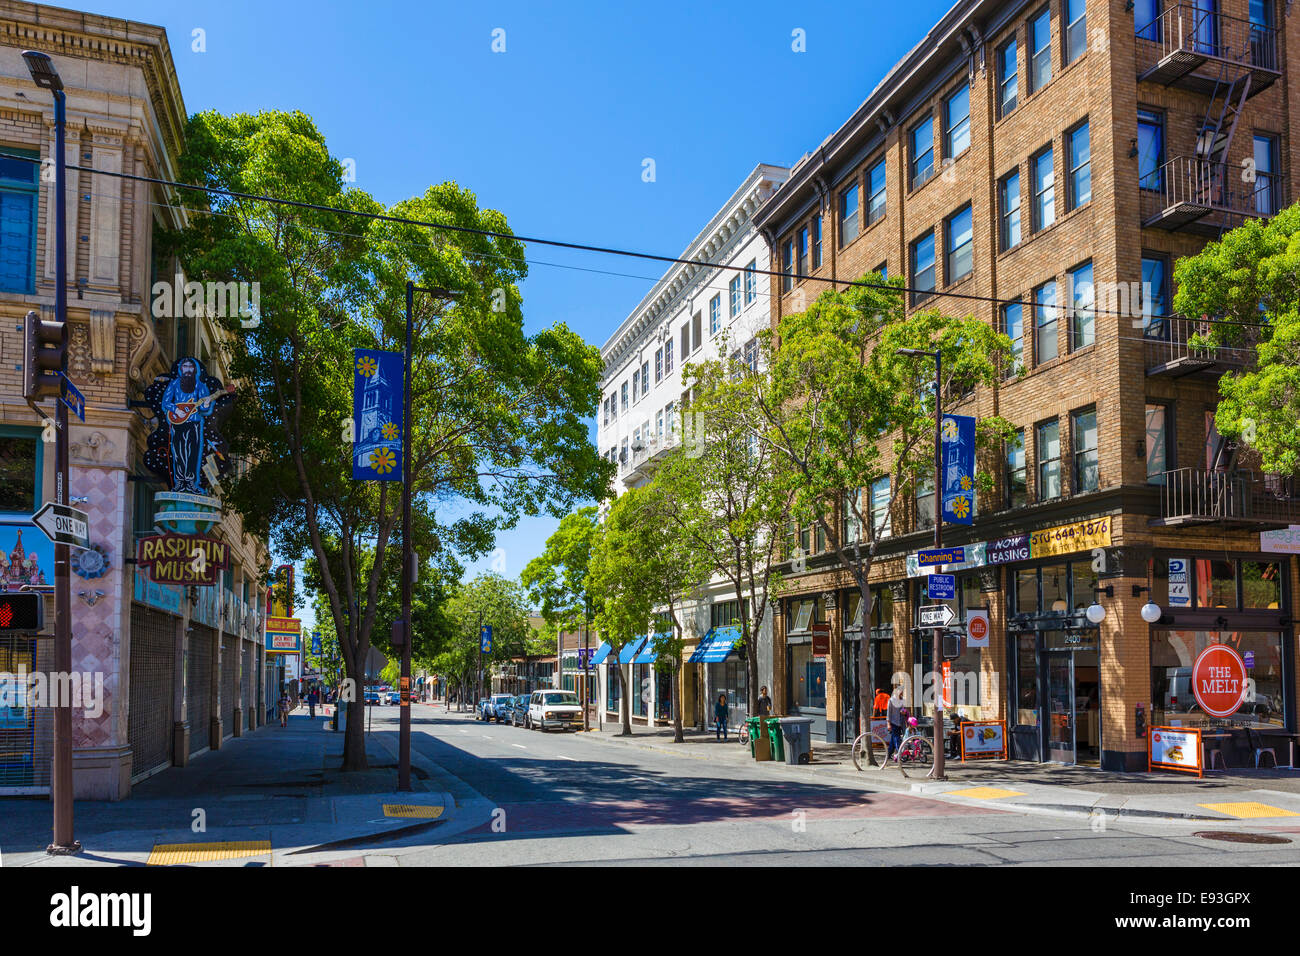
[592,163,788,732]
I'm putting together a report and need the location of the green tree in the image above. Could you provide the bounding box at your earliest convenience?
[172,110,611,769]
[1174,205,1300,474]
[442,573,534,704]
[735,273,1012,754]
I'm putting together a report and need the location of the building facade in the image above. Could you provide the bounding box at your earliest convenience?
[592,164,788,731]
[0,4,271,799]
[755,0,1298,766]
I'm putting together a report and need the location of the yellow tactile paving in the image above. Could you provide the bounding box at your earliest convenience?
[1198,801,1300,819]
[382,804,445,818]
[947,786,1027,800]
[147,840,272,866]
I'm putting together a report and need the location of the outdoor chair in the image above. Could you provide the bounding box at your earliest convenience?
[1245,727,1278,769]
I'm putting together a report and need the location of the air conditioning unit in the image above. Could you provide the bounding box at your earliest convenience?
[632,441,645,452]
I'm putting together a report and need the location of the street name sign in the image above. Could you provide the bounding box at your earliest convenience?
[917,547,965,567]
[32,501,90,550]
[61,373,85,422]
[918,604,957,628]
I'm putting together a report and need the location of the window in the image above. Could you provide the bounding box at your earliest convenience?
[641,361,649,394]
[1137,108,1164,191]
[655,348,663,383]
[664,338,674,375]
[998,39,1018,116]
[1006,429,1027,508]
[632,369,639,401]
[1141,253,1169,338]
[743,260,757,303]
[1192,0,1218,55]
[1035,280,1059,363]
[665,401,675,434]
[1030,7,1053,92]
[729,275,741,317]
[1069,261,1094,350]
[911,117,935,188]
[709,294,721,336]
[680,324,690,362]
[945,205,973,284]
[1000,170,1022,250]
[870,476,891,538]
[915,474,935,531]
[839,182,860,245]
[874,262,888,281]
[781,240,794,291]
[811,215,822,268]
[1032,147,1055,232]
[1068,121,1091,210]
[621,381,628,412]
[1145,402,1169,482]
[1135,0,1161,40]
[945,84,971,158]
[911,231,936,304]
[1065,0,1087,65]
[744,337,758,372]
[866,160,886,226]
[797,227,808,278]
[656,409,664,440]
[1003,301,1025,377]
[844,489,862,544]
[692,311,702,352]
[0,432,39,513]
[1072,406,1098,493]
[1037,419,1062,500]
[0,151,38,294]
[1254,134,1278,215]
[1250,0,1275,67]
[602,397,610,426]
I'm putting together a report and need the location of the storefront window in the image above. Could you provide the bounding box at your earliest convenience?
[1150,630,1284,728]
[710,659,748,716]
[1041,564,1068,614]
[1071,563,1098,614]
[1195,559,1236,608]
[631,663,649,717]
[1017,634,1039,726]
[788,644,826,709]
[1016,569,1038,615]
[870,586,893,628]
[959,575,982,614]
[606,666,621,712]
[1241,561,1281,609]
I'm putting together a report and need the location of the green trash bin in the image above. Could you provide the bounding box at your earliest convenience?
[746,717,763,757]
[765,717,785,763]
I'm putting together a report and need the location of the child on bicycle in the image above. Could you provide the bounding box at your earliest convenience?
[886,686,908,758]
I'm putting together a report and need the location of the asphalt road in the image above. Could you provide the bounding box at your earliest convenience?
[364,705,1300,867]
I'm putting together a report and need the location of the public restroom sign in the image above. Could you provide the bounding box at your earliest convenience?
[1191,644,1248,718]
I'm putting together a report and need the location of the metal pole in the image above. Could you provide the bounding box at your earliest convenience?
[476,609,483,713]
[48,87,77,855]
[931,351,946,782]
[398,281,414,791]
[583,613,590,733]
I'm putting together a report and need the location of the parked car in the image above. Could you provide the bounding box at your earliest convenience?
[527,689,584,732]
[489,694,514,723]
[385,690,401,706]
[476,698,491,720]
[364,690,380,706]
[509,695,529,726]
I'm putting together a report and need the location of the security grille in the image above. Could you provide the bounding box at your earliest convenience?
[187,626,214,754]
[221,637,237,737]
[242,643,254,729]
[128,605,175,780]
[0,633,53,791]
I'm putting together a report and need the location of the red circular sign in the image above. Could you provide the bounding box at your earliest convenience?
[968,615,988,641]
[1192,644,1248,718]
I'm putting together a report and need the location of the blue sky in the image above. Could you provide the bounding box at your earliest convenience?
[85,0,953,622]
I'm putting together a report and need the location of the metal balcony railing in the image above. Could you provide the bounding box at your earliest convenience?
[1152,468,1300,526]
[1137,3,1280,91]
[1143,314,1263,377]
[1140,157,1284,232]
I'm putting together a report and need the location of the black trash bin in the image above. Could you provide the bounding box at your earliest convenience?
[778,716,814,765]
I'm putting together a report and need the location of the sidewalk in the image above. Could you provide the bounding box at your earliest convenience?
[0,706,454,868]
[572,720,1300,826]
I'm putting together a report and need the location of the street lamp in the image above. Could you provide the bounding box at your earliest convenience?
[896,347,946,781]
[23,49,78,856]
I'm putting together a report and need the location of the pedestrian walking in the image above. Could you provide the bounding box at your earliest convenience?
[714,693,729,741]
[872,687,890,717]
[307,687,319,719]
[278,691,290,727]
[886,686,908,758]
[757,686,772,717]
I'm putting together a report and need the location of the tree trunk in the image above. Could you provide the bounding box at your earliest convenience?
[343,697,366,770]
[856,581,877,765]
[618,662,631,736]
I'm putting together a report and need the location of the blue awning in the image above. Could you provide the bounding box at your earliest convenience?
[633,632,670,663]
[618,636,648,664]
[588,641,614,666]
[688,625,741,663]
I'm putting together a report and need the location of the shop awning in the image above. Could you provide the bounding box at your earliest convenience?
[688,625,741,663]
[588,641,614,666]
[633,632,670,663]
[618,636,648,664]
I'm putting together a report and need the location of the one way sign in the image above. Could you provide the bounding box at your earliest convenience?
[32,502,90,550]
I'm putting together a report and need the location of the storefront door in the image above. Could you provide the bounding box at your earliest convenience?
[1046,652,1075,764]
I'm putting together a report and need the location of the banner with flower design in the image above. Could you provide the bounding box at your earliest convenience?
[940,413,975,526]
[352,348,404,482]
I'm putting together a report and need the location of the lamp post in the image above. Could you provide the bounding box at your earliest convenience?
[23,50,79,855]
[897,347,946,781]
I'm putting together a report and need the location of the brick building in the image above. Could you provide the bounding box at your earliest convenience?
[0,3,271,799]
[755,0,1298,768]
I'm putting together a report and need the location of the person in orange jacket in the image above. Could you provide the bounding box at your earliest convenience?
[872,687,890,717]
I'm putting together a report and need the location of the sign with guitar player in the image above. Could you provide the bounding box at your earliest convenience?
[142,356,236,494]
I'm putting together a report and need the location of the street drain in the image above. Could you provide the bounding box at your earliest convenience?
[1193,831,1292,845]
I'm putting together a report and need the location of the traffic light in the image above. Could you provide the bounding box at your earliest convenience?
[0,592,44,632]
[941,630,962,660]
[23,309,65,402]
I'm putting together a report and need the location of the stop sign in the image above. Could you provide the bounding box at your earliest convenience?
[1192,644,1248,718]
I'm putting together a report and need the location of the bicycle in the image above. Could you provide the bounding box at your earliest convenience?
[851,717,934,775]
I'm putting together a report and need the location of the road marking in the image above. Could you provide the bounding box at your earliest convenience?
[383,804,445,819]
[556,755,578,761]
[147,840,271,866]
[1199,801,1300,819]
[512,744,527,749]
[946,786,1026,800]
[483,735,494,740]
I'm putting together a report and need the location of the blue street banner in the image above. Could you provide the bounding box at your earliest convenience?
[480,625,493,654]
[311,630,322,656]
[352,349,404,482]
[940,413,976,525]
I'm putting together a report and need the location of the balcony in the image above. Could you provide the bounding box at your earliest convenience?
[1143,314,1263,378]
[1140,157,1285,234]
[1137,3,1279,95]
[624,430,682,480]
[1150,468,1300,528]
